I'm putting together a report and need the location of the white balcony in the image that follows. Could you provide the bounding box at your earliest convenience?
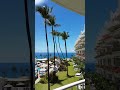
[53,79,85,90]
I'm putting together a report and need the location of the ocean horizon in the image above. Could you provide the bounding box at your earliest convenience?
[35,52,76,59]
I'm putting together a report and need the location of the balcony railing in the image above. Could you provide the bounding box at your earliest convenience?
[53,79,85,90]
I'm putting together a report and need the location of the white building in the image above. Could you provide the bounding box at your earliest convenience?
[74,26,85,61]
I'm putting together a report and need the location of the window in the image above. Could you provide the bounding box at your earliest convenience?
[114,56,120,66]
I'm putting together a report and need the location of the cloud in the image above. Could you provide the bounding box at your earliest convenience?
[35,0,45,6]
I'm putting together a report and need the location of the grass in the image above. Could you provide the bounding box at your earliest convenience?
[35,62,83,90]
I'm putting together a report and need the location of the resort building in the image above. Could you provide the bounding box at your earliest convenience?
[95,1,120,89]
[74,27,85,61]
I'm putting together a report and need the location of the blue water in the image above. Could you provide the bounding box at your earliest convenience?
[35,52,75,59]
[0,63,31,78]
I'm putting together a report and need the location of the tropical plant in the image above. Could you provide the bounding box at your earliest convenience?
[58,64,67,71]
[56,31,65,59]
[61,31,69,76]
[47,15,60,74]
[25,68,30,75]
[40,77,48,84]
[54,31,61,59]
[11,65,17,77]
[24,0,33,89]
[20,67,25,76]
[1,71,7,78]
[40,54,42,58]
[36,5,52,90]
[49,71,58,83]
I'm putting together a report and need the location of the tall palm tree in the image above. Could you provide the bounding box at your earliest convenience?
[36,5,52,90]
[47,15,60,74]
[24,0,33,89]
[2,71,7,78]
[61,31,69,76]
[50,30,56,69]
[40,54,42,58]
[54,32,61,59]
[12,65,17,77]
[56,31,65,59]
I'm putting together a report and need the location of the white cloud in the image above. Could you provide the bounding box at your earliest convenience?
[35,0,44,5]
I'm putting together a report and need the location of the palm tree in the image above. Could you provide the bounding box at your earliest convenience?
[20,67,25,76]
[36,5,52,90]
[12,65,17,77]
[56,31,65,59]
[54,32,61,59]
[47,15,60,74]
[50,30,56,69]
[2,71,7,78]
[24,0,33,89]
[61,31,69,76]
[40,54,42,58]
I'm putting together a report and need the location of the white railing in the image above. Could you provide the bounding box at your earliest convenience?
[53,79,85,90]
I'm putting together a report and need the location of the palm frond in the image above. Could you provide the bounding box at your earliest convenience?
[61,31,69,40]
[54,24,61,27]
[36,5,52,19]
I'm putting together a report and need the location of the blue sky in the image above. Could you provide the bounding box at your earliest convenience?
[35,0,85,53]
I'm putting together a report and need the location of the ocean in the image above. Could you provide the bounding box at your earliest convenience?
[0,53,75,78]
[35,52,76,59]
[0,63,31,78]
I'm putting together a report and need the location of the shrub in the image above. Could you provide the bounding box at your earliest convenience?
[49,71,58,83]
[39,77,48,84]
[58,64,67,71]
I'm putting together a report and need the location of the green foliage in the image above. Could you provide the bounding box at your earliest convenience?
[64,61,70,66]
[40,77,48,84]
[69,59,73,62]
[36,5,52,19]
[88,72,117,90]
[61,31,69,40]
[73,57,85,72]
[58,64,67,71]
[49,71,59,83]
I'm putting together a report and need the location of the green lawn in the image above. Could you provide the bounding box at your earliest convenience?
[35,62,83,90]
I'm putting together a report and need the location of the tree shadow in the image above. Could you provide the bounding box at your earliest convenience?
[51,75,75,86]
[67,75,75,78]
[51,78,68,86]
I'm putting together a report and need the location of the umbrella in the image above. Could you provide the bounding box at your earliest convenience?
[16,82,25,86]
[4,84,13,87]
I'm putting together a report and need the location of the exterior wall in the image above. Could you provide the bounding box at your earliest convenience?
[95,4,120,83]
[75,30,85,61]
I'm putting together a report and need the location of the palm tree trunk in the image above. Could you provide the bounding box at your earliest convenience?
[45,19,50,90]
[55,36,61,59]
[58,37,65,59]
[65,40,68,76]
[52,26,56,69]
[24,0,33,89]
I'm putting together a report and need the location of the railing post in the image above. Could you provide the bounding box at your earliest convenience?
[77,85,79,90]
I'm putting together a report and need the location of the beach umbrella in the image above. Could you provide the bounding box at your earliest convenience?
[52,0,85,15]
[4,84,13,87]
[16,82,25,86]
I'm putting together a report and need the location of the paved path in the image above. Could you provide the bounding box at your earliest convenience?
[35,77,41,84]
